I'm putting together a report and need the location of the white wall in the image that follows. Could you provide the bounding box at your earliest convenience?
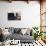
[0,1,40,28]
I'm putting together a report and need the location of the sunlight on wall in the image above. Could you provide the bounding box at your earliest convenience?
[0,1,40,29]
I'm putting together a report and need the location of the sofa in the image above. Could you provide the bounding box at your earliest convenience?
[3,27,34,43]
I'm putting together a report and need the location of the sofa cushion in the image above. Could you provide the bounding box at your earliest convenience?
[14,28,21,33]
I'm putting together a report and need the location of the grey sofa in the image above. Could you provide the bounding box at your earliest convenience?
[8,33,34,43]
[3,27,34,43]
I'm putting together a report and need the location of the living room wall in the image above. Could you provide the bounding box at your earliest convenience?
[0,1,40,28]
